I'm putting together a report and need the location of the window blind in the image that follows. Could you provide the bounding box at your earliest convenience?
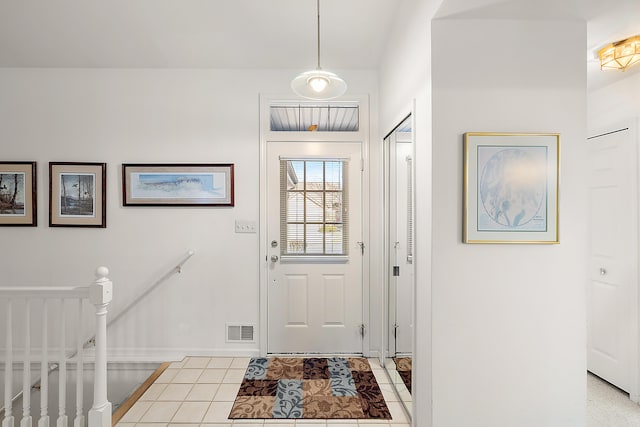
[406,155,414,263]
[280,159,349,256]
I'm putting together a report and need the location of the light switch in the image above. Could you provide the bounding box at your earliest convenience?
[235,220,257,233]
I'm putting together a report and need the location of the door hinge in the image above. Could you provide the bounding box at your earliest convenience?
[359,324,366,338]
[357,241,365,255]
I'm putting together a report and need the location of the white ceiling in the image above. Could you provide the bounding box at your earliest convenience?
[0,0,639,90]
[0,0,398,70]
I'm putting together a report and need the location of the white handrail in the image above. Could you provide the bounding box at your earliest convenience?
[0,267,113,427]
[106,250,194,329]
[0,288,90,299]
[1,251,194,426]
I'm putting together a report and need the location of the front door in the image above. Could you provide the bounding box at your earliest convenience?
[587,126,638,399]
[267,141,363,354]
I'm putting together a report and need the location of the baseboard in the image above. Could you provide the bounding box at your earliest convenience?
[105,347,261,362]
[368,350,381,359]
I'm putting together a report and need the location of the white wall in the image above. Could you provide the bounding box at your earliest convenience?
[0,67,379,360]
[379,0,440,425]
[588,73,640,132]
[431,18,587,427]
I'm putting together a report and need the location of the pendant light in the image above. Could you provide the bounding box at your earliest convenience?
[291,0,347,100]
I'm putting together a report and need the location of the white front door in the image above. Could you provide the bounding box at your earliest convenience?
[266,140,363,354]
[587,126,639,400]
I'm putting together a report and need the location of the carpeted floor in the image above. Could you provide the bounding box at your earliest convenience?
[394,357,412,394]
[228,357,391,420]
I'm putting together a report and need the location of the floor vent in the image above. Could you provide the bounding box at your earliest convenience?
[226,323,255,343]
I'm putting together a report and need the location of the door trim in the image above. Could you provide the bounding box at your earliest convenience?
[258,94,371,356]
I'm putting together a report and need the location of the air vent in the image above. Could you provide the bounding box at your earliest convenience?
[226,323,255,343]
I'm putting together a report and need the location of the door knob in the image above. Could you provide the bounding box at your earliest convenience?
[599,267,607,276]
[271,255,279,262]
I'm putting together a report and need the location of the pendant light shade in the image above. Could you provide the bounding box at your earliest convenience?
[291,70,347,100]
[291,0,347,100]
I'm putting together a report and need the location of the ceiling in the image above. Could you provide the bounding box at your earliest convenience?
[0,0,398,70]
[0,0,639,90]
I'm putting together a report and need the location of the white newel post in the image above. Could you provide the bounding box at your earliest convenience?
[87,267,112,427]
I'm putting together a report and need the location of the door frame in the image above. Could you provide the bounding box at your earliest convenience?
[258,94,371,356]
[383,112,415,359]
[587,119,640,402]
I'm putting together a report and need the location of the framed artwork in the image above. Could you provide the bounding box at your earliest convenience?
[463,132,559,244]
[122,163,234,206]
[49,162,106,228]
[0,161,37,226]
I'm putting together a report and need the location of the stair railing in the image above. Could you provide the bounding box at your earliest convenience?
[0,267,113,427]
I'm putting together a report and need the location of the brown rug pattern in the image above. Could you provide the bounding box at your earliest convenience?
[394,357,412,394]
[229,357,391,419]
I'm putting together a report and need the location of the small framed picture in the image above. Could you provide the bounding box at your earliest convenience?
[49,162,106,227]
[0,161,37,226]
[463,132,559,244]
[122,163,234,206]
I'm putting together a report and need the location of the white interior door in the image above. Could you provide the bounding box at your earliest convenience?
[587,126,639,400]
[267,141,363,354]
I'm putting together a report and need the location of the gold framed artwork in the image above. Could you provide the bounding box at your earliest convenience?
[463,132,559,244]
[49,162,107,228]
[0,161,37,226]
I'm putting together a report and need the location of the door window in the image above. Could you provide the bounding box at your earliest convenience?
[280,159,349,256]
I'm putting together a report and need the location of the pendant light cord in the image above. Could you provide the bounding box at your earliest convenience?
[316,0,321,70]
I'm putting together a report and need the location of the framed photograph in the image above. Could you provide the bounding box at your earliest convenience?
[122,163,234,206]
[463,132,559,244]
[49,162,106,228]
[0,161,37,226]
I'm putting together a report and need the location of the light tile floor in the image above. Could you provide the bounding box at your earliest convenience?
[116,357,411,427]
[587,372,640,426]
[118,358,640,426]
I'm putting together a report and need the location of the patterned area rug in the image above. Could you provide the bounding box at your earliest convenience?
[228,357,391,419]
[394,357,412,394]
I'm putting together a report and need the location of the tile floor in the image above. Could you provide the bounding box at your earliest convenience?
[587,372,640,426]
[116,357,640,427]
[116,357,411,427]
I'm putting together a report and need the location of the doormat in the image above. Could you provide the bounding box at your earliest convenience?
[228,357,391,419]
[394,357,412,394]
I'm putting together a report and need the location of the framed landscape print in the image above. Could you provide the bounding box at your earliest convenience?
[49,162,106,227]
[122,163,234,206]
[463,132,559,244]
[0,161,37,226]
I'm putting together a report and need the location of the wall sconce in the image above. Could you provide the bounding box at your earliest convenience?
[598,35,640,71]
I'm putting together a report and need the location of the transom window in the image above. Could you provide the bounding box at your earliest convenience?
[280,159,349,256]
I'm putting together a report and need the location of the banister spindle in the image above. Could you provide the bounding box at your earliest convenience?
[87,267,112,427]
[73,299,84,427]
[57,300,67,427]
[20,300,32,427]
[3,300,14,427]
[39,299,50,427]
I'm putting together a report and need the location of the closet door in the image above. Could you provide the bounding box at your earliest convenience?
[587,125,639,401]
